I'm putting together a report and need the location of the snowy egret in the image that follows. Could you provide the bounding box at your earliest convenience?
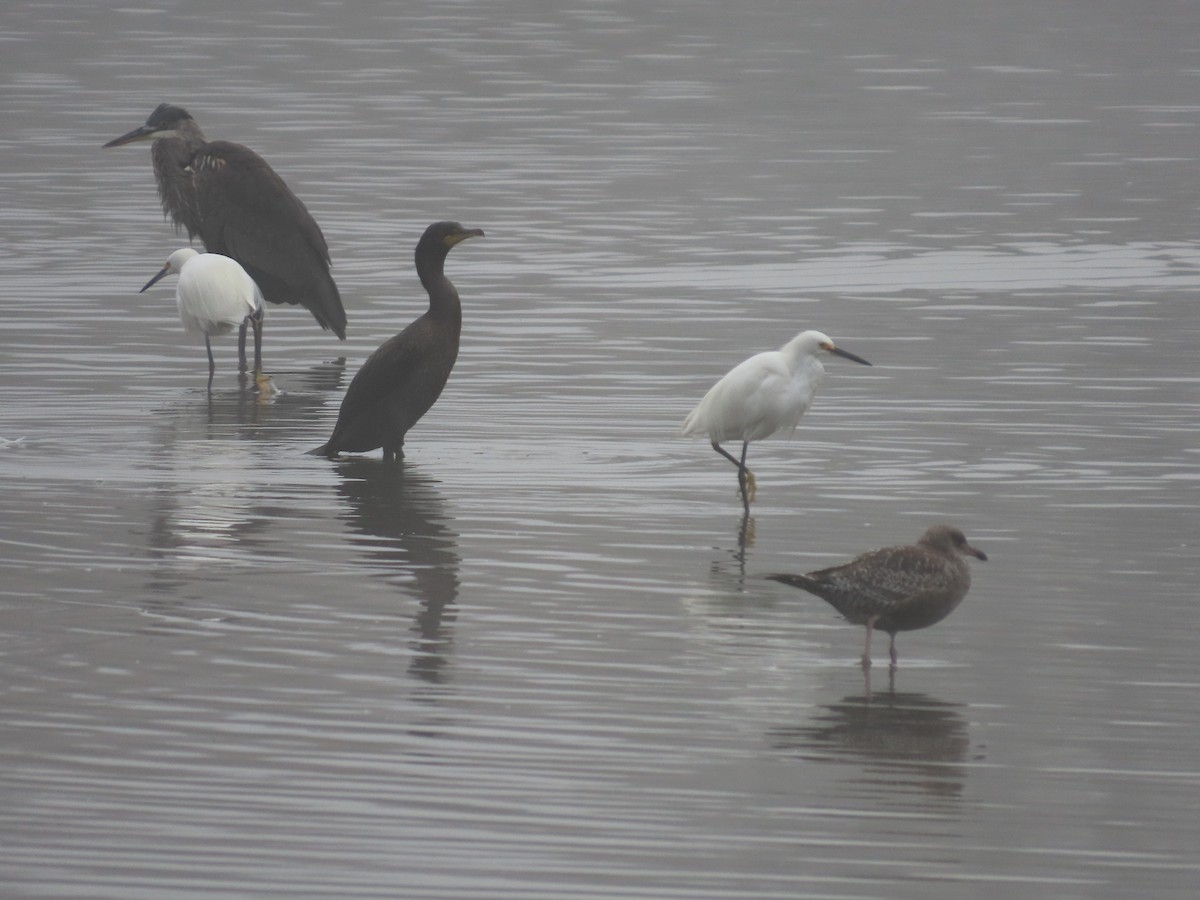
[310,221,484,461]
[680,330,871,515]
[140,248,265,389]
[105,103,346,340]
[768,524,987,670]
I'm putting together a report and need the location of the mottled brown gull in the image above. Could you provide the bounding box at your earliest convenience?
[768,524,987,669]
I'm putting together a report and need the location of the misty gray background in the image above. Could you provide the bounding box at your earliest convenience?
[2,1,1198,897]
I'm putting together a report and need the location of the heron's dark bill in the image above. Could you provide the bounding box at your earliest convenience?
[103,125,158,149]
[829,345,872,366]
[139,265,171,293]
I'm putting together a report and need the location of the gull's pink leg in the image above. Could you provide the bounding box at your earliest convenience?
[861,616,878,669]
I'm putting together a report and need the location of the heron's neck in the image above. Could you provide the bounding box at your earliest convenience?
[176,119,208,149]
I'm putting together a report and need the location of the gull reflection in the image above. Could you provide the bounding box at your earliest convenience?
[334,459,460,685]
[768,690,977,805]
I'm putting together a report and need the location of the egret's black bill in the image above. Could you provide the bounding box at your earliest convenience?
[830,346,872,366]
[139,265,171,293]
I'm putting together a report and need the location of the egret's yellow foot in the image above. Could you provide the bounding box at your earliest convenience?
[254,371,278,400]
[745,469,756,503]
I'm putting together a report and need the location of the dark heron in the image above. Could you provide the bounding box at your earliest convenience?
[139,248,264,390]
[680,330,871,516]
[310,221,484,461]
[104,103,347,366]
[768,524,987,670]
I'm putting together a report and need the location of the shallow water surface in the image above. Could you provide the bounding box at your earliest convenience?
[2,2,1199,897]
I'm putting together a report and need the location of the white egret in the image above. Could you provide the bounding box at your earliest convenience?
[767,524,987,670]
[681,329,871,515]
[140,248,265,389]
[105,103,346,341]
[310,221,484,462]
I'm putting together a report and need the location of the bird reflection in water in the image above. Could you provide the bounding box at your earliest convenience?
[769,690,977,805]
[334,459,460,686]
[202,357,348,434]
[701,513,757,594]
[139,358,347,604]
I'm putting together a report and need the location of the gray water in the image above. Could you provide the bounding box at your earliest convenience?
[2,1,1198,897]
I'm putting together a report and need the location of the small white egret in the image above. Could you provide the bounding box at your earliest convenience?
[310,221,484,462]
[140,248,265,389]
[680,329,871,514]
[767,524,987,670]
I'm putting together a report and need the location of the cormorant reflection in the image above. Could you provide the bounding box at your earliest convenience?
[334,458,460,685]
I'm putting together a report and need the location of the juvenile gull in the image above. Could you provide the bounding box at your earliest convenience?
[768,524,987,669]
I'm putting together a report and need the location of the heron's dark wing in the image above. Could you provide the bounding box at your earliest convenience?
[191,141,346,338]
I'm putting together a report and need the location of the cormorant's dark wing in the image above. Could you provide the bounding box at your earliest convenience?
[319,317,453,455]
[339,329,428,420]
[191,141,346,338]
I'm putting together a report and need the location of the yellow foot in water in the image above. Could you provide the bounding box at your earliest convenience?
[743,469,757,503]
[254,371,279,400]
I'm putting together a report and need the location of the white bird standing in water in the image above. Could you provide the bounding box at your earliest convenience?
[681,329,871,515]
[140,248,265,389]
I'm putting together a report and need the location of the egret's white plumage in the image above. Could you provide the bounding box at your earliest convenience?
[141,248,265,388]
[681,329,871,514]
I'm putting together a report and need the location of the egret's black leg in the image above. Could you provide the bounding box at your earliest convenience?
[711,440,754,514]
[205,336,216,392]
[250,310,264,375]
[237,320,248,372]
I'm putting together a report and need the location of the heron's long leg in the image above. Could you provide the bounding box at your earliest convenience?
[889,633,899,670]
